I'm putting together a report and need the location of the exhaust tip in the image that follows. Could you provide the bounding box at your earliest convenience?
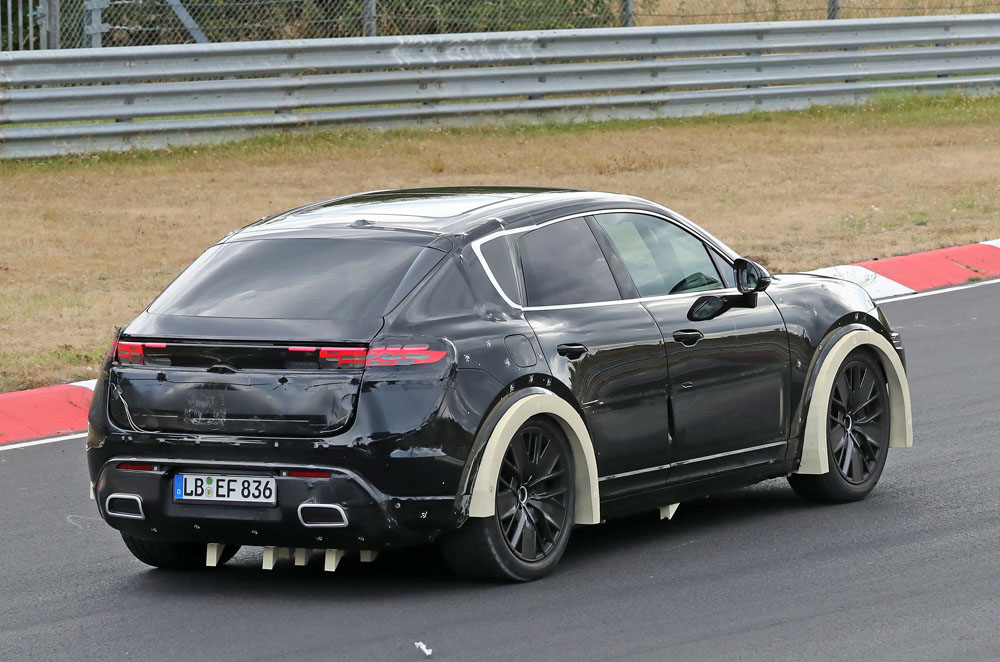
[297,503,348,528]
[106,493,145,520]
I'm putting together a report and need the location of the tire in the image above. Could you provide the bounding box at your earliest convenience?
[121,533,240,570]
[442,416,576,582]
[789,348,891,503]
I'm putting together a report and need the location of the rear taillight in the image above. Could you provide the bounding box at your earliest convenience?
[366,346,447,367]
[318,347,367,367]
[312,345,446,368]
[117,342,145,364]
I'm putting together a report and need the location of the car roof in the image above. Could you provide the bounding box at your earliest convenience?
[227,186,738,259]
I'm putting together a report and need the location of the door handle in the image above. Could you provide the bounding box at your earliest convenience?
[556,343,589,360]
[672,330,704,347]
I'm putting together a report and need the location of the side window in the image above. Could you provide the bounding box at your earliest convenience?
[594,213,723,296]
[479,237,523,305]
[518,218,622,307]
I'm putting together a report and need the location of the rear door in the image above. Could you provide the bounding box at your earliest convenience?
[591,212,791,482]
[507,217,672,498]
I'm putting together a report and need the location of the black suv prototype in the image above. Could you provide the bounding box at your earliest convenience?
[87,187,912,581]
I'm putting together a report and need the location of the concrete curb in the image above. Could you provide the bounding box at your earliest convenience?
[2,239,999,445]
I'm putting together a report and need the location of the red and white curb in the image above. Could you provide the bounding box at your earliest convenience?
[809,239,1000,299]
[2,239,1000,449]
[0,380,95,450]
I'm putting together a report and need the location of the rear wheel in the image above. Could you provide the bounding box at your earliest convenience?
[442,417,575,582]
[789,349,890,503]
[121,534,240,570]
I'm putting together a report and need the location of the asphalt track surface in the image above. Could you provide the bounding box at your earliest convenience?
[2,283,998,662]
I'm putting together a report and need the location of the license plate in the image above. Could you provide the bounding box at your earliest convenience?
[173,473,276,505]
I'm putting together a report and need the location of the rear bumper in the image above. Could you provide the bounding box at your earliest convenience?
[93,456,461,550]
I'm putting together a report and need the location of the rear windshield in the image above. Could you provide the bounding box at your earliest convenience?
[149,238,439,320]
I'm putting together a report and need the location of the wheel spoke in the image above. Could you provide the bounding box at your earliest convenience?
[855,367,876,411]
[498,472,517,492]
[535,438,560,478]
[851,393,879,417]
[849,444,864,483]
[831,431,848,454]
[854,426,881,459]
[533,486,568,502]
[521,516,538,560]
[840,436,853,475]
[510,435,529,477]
[832,373,850,409]
[509,509,527,547]
[529,498,565,533]
[497,491,518,522]
[530,430,544,466]
[855,408,882,425]
[529,467,564,489]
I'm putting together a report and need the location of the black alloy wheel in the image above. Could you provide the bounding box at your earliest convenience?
[496,422,572,562]
[440,416,576,581]
[829,357,888,484]
[788,349,890,503]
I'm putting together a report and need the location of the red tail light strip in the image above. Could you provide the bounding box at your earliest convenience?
[113,341,446,368]
[317,345,446,368]
[116,342,145,364]
[367,346,448,367]
[117,462,154,471]
[288,470,332,478]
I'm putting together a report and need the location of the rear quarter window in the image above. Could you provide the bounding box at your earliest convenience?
[149,238,442,320]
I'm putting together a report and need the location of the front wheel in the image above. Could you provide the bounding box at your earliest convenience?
[789,349,890,503]
[121,534,240,570]
[441,416,575,582]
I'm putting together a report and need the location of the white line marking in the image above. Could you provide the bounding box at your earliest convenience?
[877,276,1000,304]
[0,432,87,452]
[980,239,1000,250]
[70,379,98,390]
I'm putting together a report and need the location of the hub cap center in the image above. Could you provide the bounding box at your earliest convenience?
[516,485,529,505]
[844,414,853,431]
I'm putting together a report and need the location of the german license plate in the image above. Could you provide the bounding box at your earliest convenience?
[173,473,276,505]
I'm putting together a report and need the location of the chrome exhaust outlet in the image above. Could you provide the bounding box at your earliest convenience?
[105,493,145,520]
[297,503,348,528]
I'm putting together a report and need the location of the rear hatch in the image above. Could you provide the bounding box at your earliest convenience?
[107,231,446,437]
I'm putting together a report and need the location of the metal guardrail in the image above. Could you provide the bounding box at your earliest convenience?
[2,14,1000,158]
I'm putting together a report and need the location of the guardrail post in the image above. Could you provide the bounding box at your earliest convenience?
[83,0,109,48]
[362,0,376,36]
[38,0,59,48]
[827,0,840,20]
[620,0,634,27]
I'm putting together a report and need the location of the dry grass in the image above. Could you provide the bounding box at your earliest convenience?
[2,92,1000,392]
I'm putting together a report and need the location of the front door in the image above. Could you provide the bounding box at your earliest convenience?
[591,212,791,483]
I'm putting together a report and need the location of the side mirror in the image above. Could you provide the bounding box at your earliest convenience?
[734,258,771,294]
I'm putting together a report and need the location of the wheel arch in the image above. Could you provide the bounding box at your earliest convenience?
[794,326,913,475]
[464,388,601,525]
